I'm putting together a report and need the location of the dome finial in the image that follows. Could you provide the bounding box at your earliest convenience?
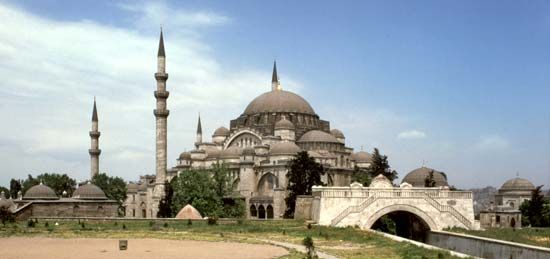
[271,60,281,91]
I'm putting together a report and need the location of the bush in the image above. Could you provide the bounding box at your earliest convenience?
[122,224,126,230]
[302,236,317,259]
[307,223,312,229]
[27,219,36,228]
[207,217,218,225]
[237,218,245,225]
[44,222,49,228]
[163,222,169,228]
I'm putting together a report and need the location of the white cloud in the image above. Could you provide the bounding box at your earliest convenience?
[475,135,510,150]
[0,2,300,184]
[397,130,427,140]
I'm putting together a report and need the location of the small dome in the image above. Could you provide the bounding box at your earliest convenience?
[179,152,192,160]
[220,146,243,159]
[500,178,535,191]
[270,142,301,156]
[274,117,295,130]
[72,183,107,200]
[401,167,448,187]
[298,130,340,143]
[205,148,221,159]
[243,90,316,115]
[330,129,345,139]
[23,183,58,200]
[213,127,230,137]
[352,151,372,163]
[175,204,202,219]
[369,174,393,188]
[242,147,256,156]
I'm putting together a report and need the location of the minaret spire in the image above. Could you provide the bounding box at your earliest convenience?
[89,97,101,178]
[271,60,281,91]
[195,113,203,148]
[153,28,170,214]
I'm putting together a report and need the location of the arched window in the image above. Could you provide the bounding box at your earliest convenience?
[258,173,278,196]
[266,205,274,219]
[258,205,266,219]
[250,205,257,217]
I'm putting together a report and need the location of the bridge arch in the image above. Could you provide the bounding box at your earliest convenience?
[363,204,438,231]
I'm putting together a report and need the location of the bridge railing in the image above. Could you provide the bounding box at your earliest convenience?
[314,187,472,199]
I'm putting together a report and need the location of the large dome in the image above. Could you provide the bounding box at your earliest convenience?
[500,178,535,191]
[23,183,58,200]
[401,167,449,187]
[298,130,340,143]
[72,183,107,200]
[243,90,316,115]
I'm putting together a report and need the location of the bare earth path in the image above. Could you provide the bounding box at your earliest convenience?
[0,237,289,259]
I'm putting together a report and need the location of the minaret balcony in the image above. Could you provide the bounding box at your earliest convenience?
[89,131,101,138]
[154,109,170,117]
[155,73,169,81]
[154,90,170,99]
[89,149,101,155]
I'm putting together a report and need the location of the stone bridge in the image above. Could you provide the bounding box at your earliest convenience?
[311,178,479,231]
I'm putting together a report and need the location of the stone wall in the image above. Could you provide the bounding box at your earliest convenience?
[427,230,550,259]
[294,195,314,220]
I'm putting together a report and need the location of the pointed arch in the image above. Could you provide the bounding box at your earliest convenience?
[258,173,279,196]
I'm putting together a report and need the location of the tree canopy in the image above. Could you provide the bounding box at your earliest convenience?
[171,169,222,217]
[351,148,398,186]
[285,151,325,218]
[9,179,21,199]
[21,173,77,197]
[424,170,436,187]
[520,185,550,227]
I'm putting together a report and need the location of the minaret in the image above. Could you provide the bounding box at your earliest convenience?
[195,114,202,148]
[153,29,169,199]
[89,98,101,178]
[271,60,281,91]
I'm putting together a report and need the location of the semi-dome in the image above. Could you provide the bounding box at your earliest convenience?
[274,117,295,130]
[330,129,345,139]
[243,90,316,116]
[298,130,340,143]
[220,146,243,159]
[23,183,58,200]
[401,167,449,187]
[72,183,107,200]
[270,142,301,156]
[179,152,192,160]
[351,151,372,163]
[213,126,230,136]
[500,178,535,191]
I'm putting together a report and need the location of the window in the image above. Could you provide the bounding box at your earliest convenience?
[496,215,501,223]
[132,209,135,217]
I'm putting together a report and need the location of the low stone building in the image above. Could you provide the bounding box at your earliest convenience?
[10,183,118,220]
[479,204,521,229]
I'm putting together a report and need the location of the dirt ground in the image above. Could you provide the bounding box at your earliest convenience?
[0,237,289,259]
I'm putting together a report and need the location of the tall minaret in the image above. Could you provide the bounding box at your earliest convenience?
[153,29,169,199]
[89,98,101,178]
[271,60,281,91]
[195,114,202,148]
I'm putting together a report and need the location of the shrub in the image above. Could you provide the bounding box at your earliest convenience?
[207,217,218,225]
[44,222,49,228]
[122,224,126,230]
[237,218,245,225]
[27,219,36,228]
[114,221,118,226]
[163,222,168,228]
[307,223,312,229]
[302,236,317,259]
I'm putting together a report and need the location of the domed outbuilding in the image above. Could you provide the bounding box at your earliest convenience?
[401,167,449,187]
[23,183,58,200]
[175,204,202,219]
[495,177,535,210]
[72,183,107,200]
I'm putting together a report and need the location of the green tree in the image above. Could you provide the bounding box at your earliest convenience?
[0,207,14,225]
[157,177,175,218]
[21,173,77,197]
[91,173,127,215]
[365,148,398,183]
[526,185,546,227]
[212,163,232,197]
[9,179,21,199]
[351,166,371,186]
[284,151,325,218]
[424,170,436,187]
[171,169,221,217]
[519,200,531,226]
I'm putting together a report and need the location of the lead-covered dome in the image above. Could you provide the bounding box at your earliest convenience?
[298,130,340,143]
[274,117,295,130]
[73,183,107,200]
[23,183,58,200]
[220,146,243,159]
[351,151,372,163]
[401,167,448,187]
[270,142,301,156]
[500,178,535,191]
[213,126,230,136]
[330,129,345,139]
[243,90,316,115]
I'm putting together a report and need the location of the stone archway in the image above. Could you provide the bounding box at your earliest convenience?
[363,204,438,231]
[266,205,274,219]
[250,205,257,218]
[258,205,266,219]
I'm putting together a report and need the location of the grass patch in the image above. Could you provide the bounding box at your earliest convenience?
[0,219,460,258]
[446,227,550,248]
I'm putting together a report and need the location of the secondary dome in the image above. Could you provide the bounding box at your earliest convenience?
[220,146,243,159]
[213,126,230,136]
[270,142,301,156]
[330,129,345,139]
[298,130,340,143]
[23,183,58,200]
[274,117,295,130]
[243,90,316,115]
[73,183,107,200]
[500,178,535,191]
[401,167,448,187]
[179,152,192,160]
[351,151,372,163]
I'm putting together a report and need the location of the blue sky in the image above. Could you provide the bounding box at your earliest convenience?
[0,0,548,188]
